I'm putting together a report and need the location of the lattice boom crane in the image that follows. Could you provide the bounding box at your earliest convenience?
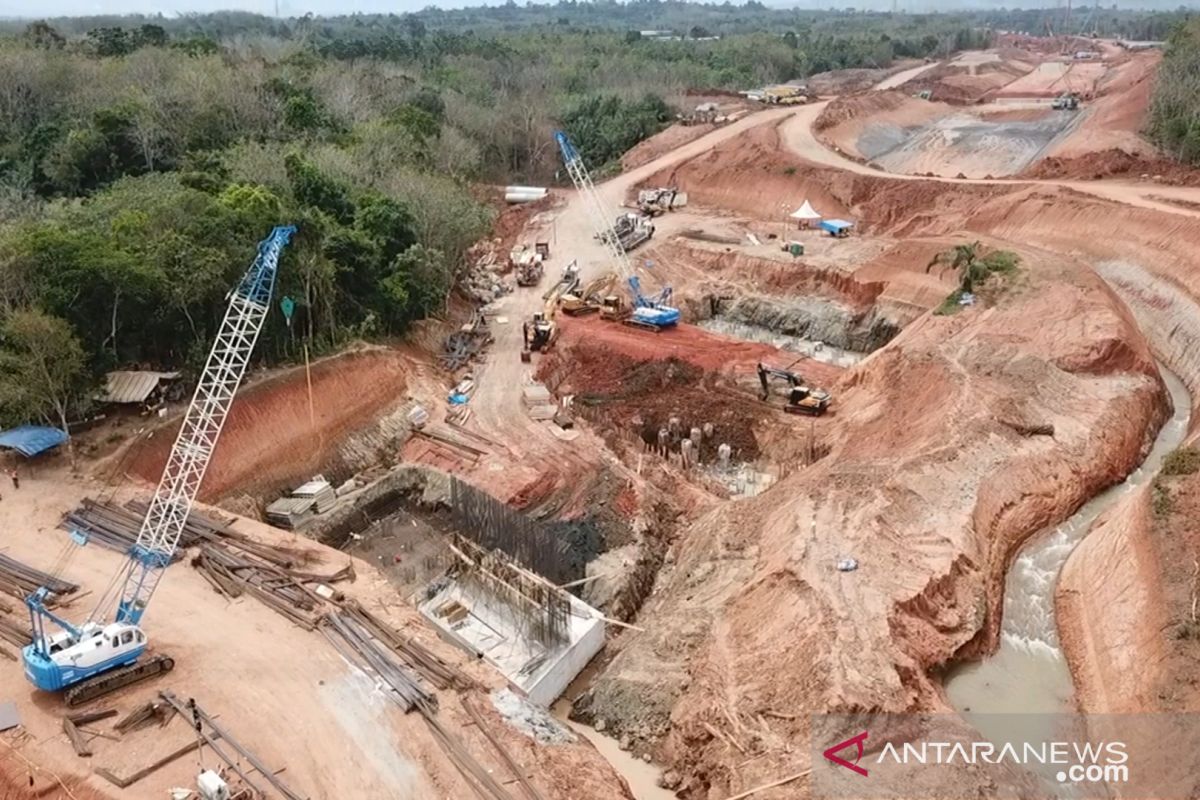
[23,224,296,705]
[554,131,679,330]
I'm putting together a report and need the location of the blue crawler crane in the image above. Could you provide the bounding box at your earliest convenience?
[23,225,296,706]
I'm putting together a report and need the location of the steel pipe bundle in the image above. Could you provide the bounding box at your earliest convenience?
[504,186,548,204]
[64,497,316,569]
[321,610,436,712]
[192,544,352,630]
[338,599,475,691]
[0,553,79,601]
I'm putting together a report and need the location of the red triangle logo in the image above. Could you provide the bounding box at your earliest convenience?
[823,731,869,777]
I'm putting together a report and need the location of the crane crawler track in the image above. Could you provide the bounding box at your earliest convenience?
[64,654,175,707]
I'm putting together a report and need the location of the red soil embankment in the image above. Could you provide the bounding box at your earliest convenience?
[128,347,411,501]
[585,234,1167,797]
[554,314,842,387]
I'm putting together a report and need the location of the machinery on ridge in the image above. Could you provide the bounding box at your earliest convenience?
[23,225,296,706]
[756,362,832,417]
[554,131,680,331]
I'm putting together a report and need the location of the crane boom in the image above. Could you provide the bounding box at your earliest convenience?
[554,131,679,329]
[115,224,296,624]
[23,224,296,700]
[555,132,635,280]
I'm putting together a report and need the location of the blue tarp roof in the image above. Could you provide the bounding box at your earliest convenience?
[820,219,854,232]
[0,425,69,457]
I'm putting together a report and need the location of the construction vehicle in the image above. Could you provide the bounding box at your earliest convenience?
[784,386,832,416]
[523,311,558,353]
[599,212,655,252]
[560,272,617,316]
[545,260,581,300]
[523,261,581,359]
[762,85,807,105]
[557,131,679,331]
[512,245,545,287]
[22,225,296,705]
[637,188,687,217]
[1052,92,1079,110]
[757,362,831,417]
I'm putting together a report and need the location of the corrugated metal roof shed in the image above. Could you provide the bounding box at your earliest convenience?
[0,425,68,457]
[101,371,180,404]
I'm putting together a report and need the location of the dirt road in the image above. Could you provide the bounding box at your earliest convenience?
[465,106,797,499]
[873,60,941,90]
[779,100,1200,217]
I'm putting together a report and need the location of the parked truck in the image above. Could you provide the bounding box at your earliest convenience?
[761,85,808,105]
[511,245,545,287]
[597,212,655,252]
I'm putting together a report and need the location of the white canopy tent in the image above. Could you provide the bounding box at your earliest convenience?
[790,200,823,222]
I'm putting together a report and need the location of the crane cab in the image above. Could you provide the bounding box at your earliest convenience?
[23,621,146,692]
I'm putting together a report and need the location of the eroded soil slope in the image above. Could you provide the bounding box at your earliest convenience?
[127,346,414,502]
[583,245,1166,798]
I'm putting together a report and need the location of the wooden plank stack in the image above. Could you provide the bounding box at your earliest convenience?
[191,545,353,630]
[0,553,79,603]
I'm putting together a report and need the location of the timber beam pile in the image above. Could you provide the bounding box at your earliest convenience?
[192,545,353,630]
[64,498,316,568]
[0,553,78,604]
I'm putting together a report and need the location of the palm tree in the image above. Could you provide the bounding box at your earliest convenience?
[928,241,986,292]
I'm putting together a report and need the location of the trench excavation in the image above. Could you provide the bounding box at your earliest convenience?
[944,367,1191,729]
[695,292,892,362]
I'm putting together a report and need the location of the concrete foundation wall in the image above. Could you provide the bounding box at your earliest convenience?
[526,602,606,707]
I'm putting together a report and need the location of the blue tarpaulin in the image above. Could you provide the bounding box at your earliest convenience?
[0,425,68,457]
[819,219,854,236]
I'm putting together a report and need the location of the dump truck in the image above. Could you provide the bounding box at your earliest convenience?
[512,247,545,287]
[598,212,655,251]
[762,85,807,105]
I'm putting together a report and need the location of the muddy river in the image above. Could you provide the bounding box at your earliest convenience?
[551,697,675,800]
[945,367,1191,716]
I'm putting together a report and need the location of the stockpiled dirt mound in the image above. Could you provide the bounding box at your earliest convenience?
[581,244,1168,799]
[806,61,922,95]
[901,56,1033,104]
[539,339,766,461]
[814,90,949,139]
[127,346,412,502]
[1024,149,1200,185]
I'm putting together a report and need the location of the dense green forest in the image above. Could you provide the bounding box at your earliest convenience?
[0,8,994,431]
[1149,18,1200,164]
[0,3,1191,432]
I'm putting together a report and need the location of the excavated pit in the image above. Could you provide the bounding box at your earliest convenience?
[318,468,607,583]
[694,292,890,362]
